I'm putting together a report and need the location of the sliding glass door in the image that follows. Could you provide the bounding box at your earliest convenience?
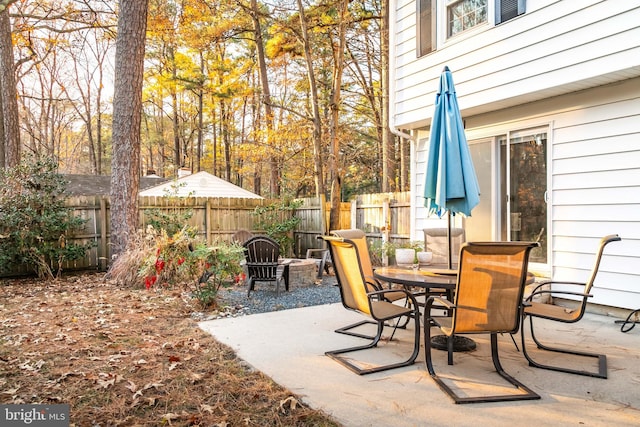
[466,127,548,264]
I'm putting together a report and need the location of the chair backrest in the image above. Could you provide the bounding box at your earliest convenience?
[232,229,254,245]
[452,242,538,334]
[423,227,466,265]
[321,236,371,315]
[331,229,374,278]
[583,234,622,295]
[243,236,280,280]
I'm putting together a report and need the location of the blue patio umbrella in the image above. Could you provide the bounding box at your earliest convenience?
[424,66,480,268]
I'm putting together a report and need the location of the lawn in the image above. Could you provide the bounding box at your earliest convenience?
[0,273,340,426]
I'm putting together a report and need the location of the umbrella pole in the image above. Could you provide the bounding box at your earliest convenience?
[447,211,452,270]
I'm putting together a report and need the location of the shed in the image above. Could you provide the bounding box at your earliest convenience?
[139,171,263,199]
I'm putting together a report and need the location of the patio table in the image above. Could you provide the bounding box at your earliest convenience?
[374,266,536,354]
[374,266,475,354]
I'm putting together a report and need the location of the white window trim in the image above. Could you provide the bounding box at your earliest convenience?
[439,0,494,47]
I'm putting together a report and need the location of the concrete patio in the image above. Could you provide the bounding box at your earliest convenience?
[199,302,640,426]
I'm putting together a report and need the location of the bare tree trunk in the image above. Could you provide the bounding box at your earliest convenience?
[196,52,204,172]
[328,0,349,231]
[0,6,20,168]
[110,0,148,256]
[248,0,279,196]
[0,81,5,167]
[296,0,324,198]
[168,46,181,169]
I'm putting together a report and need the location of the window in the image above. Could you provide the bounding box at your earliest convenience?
[417,1,526,56]
[417,0,436,57]
[447,0,488,37]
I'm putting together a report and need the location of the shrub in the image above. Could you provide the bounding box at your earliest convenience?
[143,180,193,236]
[252,198,302,256]
[109,226,245,309]
[0,156,92,278]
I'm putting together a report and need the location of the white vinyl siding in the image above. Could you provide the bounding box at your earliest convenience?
[410,77,640,309]
[392,0,640,129]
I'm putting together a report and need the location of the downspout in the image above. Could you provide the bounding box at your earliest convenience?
[388,1,418,243]
[387,1,414,142]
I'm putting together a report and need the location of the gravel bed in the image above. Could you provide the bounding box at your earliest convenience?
[195,275,342,320]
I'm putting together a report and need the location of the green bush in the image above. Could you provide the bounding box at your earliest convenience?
[252,198,302,256]
[143,180,193,236]
[0,157,92,278]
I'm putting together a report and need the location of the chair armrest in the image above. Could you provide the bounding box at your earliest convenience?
[530,280,584,293]
[525,288,592,302]
[364,275,382,290]
[425,296,455,311]
[367,288,418,307]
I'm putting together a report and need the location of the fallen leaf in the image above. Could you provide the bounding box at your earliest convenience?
[125,380,137,393]
[161,412,181,425]
[279,396,299,414]
[2,387,20,395]
[200,404,214,414]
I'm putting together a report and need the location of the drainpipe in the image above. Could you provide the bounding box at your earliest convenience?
[387,2,414,142]
[388,3,420,243]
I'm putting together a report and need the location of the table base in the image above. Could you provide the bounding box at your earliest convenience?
[430,335,476,352]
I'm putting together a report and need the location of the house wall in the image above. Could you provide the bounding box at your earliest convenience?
[411,77,640,310]
[391,0,640,128]
[394,1,640,310]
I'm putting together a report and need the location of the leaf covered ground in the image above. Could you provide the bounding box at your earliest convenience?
[0,273,340,426]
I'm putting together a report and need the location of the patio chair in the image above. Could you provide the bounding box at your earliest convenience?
[330,229,411,340]
[424,241,540,404]
[232,229,254,245]
[521,234,621,378]
[320,235,421,375]
[423,227,466,267]
[243,236,288,297]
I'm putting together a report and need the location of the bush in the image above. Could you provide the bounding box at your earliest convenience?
[252,198,302,256]
[109,226,245,309]
[0,157,92,278]
[143,180,193,236]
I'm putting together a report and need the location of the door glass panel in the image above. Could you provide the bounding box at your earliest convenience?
[500,130,548,263]
[465,139,492,241]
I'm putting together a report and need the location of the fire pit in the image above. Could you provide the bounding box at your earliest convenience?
[283,258,318,287]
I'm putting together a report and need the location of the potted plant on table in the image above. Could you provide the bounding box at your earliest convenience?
[387,240,425,266]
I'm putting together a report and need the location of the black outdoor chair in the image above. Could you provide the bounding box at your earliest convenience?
[243,236,289,297]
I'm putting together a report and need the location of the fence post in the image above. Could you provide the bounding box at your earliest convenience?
[99,197,108,271]
[205,200,211,244]
[350,199,357,229]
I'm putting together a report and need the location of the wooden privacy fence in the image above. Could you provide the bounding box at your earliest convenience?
[3,192,411,276]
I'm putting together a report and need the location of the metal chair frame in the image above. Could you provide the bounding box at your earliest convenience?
[330,229,412,340]
[425,241,541,403]
[321,235,421,375]
[521,234,621,379]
